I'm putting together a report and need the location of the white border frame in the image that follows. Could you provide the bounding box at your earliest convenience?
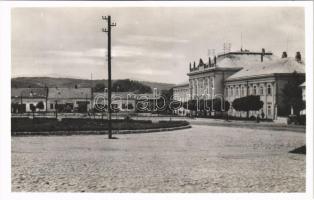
[0,1,313,200]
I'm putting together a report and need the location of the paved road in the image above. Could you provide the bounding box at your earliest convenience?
[11,125,305,192]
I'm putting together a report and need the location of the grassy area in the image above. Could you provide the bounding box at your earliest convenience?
[11,118,189,132]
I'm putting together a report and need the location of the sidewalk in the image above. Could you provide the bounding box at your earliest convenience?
[188,118,305,133]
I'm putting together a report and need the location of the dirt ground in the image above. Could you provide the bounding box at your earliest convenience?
[11,125,305,192]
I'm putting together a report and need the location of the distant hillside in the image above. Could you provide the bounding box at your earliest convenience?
[11,77,175,92]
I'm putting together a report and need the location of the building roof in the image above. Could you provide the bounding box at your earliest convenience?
[226,57,305,81]
[93,92,160,100]
[48,88,92,99]
[11,88,48,98]
[216,52,274,69]
[188,51,274,75]
[173,83,189,89]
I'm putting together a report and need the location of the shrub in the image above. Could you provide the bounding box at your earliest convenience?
[36,101,45,110]
[11,118,187,133]
[232,95,263,118]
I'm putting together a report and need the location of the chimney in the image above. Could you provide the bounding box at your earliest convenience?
[281,51,288,58]
[189,62,192,71]
[193,61,196,69]
[214,56,217,66]
[295,52,302,63]
[208,57,212,67]
[261,48,265,62]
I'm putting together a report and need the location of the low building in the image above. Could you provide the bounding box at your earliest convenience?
[225,54,305,119]
[93,92,137,113]
[173,83,190,102]
[172,83,190,116]
[47,88,92,113]
[11,88,48,113]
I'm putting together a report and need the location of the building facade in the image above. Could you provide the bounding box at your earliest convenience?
[11,88,48,113]
[225,56,305,119]
[173,83,190,102]
[172,83,190,116]
[180,50,305,119]
[47,88,92,113]
[93,92,137,113]
[187,51,273,101]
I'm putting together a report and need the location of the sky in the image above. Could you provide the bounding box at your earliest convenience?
[11,7,305,84]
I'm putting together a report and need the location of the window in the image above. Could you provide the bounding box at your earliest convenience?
[230,87,233,96]
[241,87,245,96]
[50,103,54,109]
[235,87,239,96]
[260,86,264,95]
[267,103,272,116]
[267,85,272,95]
[253,86,257,95]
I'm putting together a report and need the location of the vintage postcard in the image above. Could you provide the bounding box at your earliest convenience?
[0,1,313,200]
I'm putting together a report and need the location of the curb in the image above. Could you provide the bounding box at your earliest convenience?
[11,125,192,136]
[192,122,305,133]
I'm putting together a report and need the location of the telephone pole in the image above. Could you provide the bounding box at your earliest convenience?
[102,15,116,139]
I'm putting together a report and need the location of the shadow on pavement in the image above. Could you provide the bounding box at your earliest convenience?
[289,145,306,154]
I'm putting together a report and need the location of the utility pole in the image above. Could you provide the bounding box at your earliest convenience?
[102,15,116,139]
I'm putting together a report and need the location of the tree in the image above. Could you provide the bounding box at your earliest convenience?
[183,100,198,111]
[36,101,44,111]
[155,88,175,115]
[211,98,230,112]
[281,72,305,116]
[232,95,264,119]
[112,79,152,93]
[183,98,230,117]
[93,83,106,92]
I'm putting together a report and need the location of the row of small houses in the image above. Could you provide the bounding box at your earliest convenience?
[11,87,159,113]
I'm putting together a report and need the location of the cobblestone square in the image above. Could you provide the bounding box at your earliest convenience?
[11,125,305,192]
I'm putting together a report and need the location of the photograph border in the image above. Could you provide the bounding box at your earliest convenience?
[0,1,313,200]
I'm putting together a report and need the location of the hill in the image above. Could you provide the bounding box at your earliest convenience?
[11,77,175,92]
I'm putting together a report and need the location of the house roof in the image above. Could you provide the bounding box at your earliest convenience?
[93,92,160,102]
[226,57,305,81]
[11,88,48,98]
[48,88,92,99]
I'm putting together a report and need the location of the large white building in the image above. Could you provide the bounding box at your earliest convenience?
[187,50,273,100]
[173,50,305,119]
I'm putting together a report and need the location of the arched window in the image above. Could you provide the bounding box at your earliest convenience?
[235,87,239,96]
[260,86,264,95]
[267,85,272,95]
[253,86,257,95]
[241,86,245,96]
